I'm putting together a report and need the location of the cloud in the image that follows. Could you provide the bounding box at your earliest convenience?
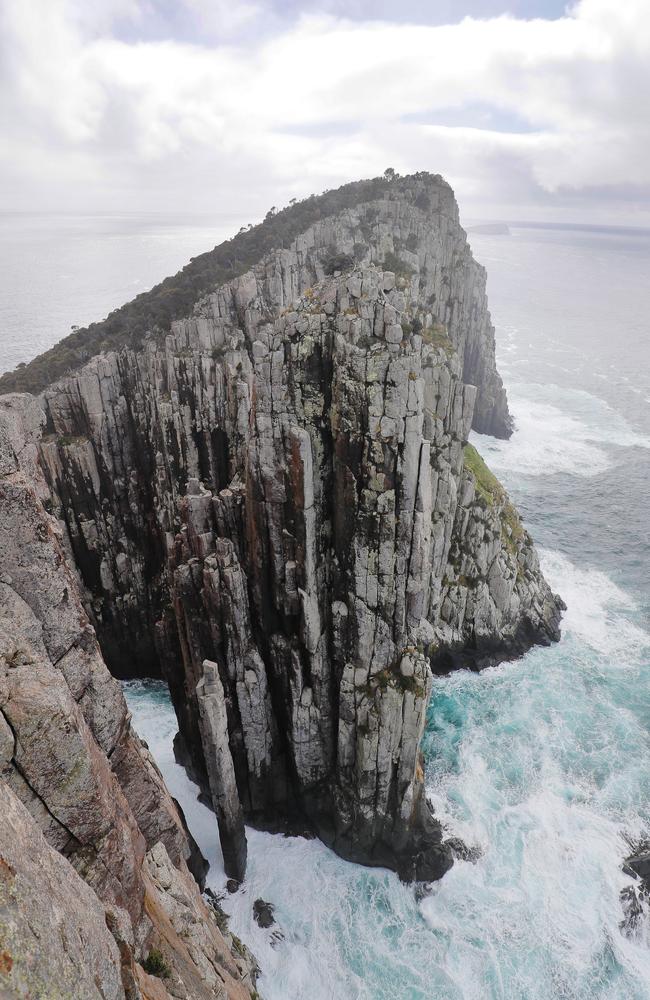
[0,0,649,222]
[183,0,262,37]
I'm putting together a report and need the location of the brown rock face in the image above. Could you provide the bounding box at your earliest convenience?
[0,394,257,998]
[0,780,123,1000]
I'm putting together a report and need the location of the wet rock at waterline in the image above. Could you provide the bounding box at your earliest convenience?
[621,839,650,937]
[253,899,276,929]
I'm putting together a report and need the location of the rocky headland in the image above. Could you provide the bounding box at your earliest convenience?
[0,172,563,997]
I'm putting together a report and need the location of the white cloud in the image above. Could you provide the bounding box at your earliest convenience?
[183,0,262,37]
[0,0,649,222]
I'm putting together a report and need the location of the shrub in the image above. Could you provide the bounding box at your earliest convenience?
[323,252,354,275]
[142,948,172,979]
[383,251,415,277]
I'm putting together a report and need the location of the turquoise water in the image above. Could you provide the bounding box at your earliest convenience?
[124,545,650,999]
[2,212,648,999]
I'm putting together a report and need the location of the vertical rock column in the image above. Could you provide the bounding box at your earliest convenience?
[169,480,286,821]
[196,659,247,882]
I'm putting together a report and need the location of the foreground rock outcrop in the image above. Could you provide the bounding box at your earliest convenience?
[0,781,124,999]
[0,173,562,987]
[0,395,257,998]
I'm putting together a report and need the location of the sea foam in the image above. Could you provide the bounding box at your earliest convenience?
[472,382,650,480]
[124,545,650,1000]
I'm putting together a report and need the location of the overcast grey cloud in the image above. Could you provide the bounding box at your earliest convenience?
[1,0,649,224]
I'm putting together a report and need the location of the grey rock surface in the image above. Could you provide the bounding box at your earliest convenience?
[196,659,248,881]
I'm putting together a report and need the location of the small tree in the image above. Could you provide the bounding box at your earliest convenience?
[384,167,397,182]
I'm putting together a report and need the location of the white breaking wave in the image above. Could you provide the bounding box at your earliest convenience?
[471,382,650,479]
[420,773,650,1000]
[541,549,650,659]
[419,551,650,999]
[123,547,650,1000]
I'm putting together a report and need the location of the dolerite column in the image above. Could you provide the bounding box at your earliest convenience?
[196,659,247,881]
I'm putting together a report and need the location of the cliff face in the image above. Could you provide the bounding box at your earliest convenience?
[0,396,257,998]
[19,174,562,889]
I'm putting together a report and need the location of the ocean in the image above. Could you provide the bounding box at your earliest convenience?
[0,211,242,373]
[2,214,650,999]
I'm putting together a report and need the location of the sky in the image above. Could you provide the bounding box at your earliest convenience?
[1,0,649,225]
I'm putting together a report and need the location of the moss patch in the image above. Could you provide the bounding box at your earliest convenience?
[362,655,426,699]
[58,433,88,448]
[421,322,455,355]
[501,500,525,556]
[462,443,504,506]
[463,444,526,556]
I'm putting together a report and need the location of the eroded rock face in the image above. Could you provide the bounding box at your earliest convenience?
[0,395,257,998]
[38,175,512,680]
[19,175,562,886]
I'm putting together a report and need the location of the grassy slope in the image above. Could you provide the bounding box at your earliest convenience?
[463,443,525,554]
[462,443,504,505]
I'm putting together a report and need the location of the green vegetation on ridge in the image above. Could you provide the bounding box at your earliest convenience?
[0,171,446,395]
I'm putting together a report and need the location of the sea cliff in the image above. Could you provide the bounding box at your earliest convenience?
[0,173,562,997]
